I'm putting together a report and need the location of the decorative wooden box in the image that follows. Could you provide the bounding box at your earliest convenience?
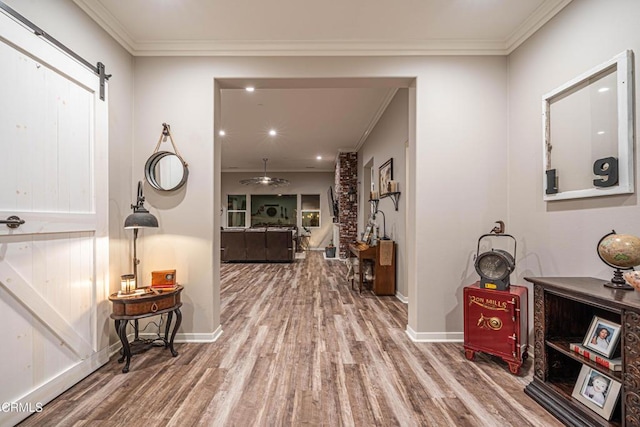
[109,286,182,316]
[463,282,528,375]
[152,269,176,287]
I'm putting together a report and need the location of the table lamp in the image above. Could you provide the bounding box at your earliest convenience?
[124,181,158,286]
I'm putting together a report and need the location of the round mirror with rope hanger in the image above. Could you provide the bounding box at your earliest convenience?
[144,123,189,191]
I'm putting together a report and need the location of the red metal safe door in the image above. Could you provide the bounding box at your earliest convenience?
[463,282,528,375]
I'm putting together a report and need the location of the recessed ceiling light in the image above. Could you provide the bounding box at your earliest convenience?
[598,87,610,93]
[219,130,226,136]
[246,86,255,92]
[597,131,605,135]
[269,129,277,136]
[316,156,322,160]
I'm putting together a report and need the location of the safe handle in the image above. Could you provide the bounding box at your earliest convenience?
[1,215,25,229]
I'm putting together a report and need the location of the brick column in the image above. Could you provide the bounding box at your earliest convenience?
[336,152,358,258]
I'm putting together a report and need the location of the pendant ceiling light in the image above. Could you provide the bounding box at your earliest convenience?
[239,158,290,187]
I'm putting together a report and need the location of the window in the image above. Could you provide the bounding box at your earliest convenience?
[227,195,246,227]
[301,194,320,228]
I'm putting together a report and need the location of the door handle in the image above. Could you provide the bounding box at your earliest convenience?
[1,215,25,229]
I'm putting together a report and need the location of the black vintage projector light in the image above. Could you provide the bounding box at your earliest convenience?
[474,227,516,291]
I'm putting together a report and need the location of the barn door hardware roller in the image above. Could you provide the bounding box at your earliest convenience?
[1,215,25,228]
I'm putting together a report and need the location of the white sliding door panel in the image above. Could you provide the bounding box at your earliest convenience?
[0,11,108,426]
[0,39,93,213]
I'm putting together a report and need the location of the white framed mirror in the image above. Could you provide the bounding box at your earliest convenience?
[543,50,634,201]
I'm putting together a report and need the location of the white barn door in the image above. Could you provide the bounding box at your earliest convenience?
[0,12,108,426]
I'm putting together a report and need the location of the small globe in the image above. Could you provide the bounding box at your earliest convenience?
[598,233,640,268]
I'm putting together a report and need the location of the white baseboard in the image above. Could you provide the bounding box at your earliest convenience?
[405,325,463,342]
[395,291,408,303]
[322,252,341,260]
[1,347,110,427]
[137,325,224,343]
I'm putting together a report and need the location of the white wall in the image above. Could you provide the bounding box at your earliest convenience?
[410,57,508,339]
[358,89,408,300]
[4,0,135,344]
[508,0,640,340]
[221,171,335,248]
[2,1,511,342]
[133,55,508,340]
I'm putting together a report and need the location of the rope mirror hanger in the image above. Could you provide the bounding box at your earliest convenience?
[144,123,189,191]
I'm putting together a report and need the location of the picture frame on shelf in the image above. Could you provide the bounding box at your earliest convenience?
[582,316,621,359]
[379,158,393,197]
[362,224,373,245]
[571,365,621,420]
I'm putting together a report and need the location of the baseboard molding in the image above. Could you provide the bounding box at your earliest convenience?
[2,347,110,426]
[322,252,341,261]
[395,291,408,303]
[405,325,463,342]
[405,326,535,358]
[138,325,224,343]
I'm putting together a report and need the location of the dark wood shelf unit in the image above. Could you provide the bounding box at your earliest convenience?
[524,277,640,427]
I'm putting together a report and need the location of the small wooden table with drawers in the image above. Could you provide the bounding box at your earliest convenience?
[109,285,183,373]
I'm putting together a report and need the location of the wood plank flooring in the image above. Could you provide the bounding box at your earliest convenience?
[18,251,561,426]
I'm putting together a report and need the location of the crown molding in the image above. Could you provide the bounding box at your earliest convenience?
[354,88,398,152]
[505,0,573,54]
[74,0,571,57]
[73,0,136,54]
[130,39,510,57]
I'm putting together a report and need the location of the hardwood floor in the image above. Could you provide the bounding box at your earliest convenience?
[18,251,560,426]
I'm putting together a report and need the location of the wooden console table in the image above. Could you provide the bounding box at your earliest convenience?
[109,285,183,373]
[524,277,640,426]
[348,241,395,295]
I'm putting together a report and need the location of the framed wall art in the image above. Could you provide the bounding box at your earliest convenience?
[379,158,393,197]
[542,50,634,201]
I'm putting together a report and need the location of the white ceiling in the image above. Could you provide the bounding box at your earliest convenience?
[72,0,572,172]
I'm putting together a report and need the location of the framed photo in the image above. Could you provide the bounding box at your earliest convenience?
[582,316,621,359]
[571,365,621,420]
[379,158,393,197]
[362,224,373,244]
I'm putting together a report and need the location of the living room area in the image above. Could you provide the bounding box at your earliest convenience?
[218,82,408,301]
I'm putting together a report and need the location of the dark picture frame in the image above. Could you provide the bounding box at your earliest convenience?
[571,365,621,420]
[379,158,393,197]
[582,316,621,359]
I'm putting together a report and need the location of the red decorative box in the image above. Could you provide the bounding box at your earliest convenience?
[463,281,528,375]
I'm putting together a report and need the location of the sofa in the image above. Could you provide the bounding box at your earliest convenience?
[221,227,295,262]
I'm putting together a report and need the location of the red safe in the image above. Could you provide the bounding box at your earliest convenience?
[463,282,528,375]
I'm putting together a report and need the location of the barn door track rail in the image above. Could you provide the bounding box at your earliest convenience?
[0,1,111,100]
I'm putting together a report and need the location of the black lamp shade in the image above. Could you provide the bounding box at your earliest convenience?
[124,210,158,229]
[124,181,159,229]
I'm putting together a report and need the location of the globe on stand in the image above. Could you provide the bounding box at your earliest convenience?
[597,230,640,290]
